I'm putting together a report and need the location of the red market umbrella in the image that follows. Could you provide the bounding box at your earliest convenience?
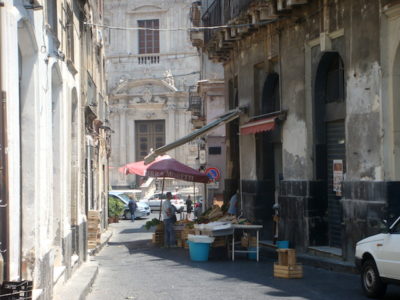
[118,155,170,176]
[146,157,209,219]
[146,158,209,184]
[119,156,209,219]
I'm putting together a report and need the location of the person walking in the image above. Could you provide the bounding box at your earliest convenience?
[185,195,193,219]
[128,197,137,222]
[162,192,176,247]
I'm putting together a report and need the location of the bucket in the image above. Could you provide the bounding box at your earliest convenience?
[188,241,211,262]
[276,240,289,249]
[248,247,257,260]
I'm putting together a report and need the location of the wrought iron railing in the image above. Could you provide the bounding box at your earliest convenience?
[202,0,256,44]
[189,94,202,117]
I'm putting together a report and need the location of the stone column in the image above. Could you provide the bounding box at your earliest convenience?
[116,102,128,186]
[166,103,176,158]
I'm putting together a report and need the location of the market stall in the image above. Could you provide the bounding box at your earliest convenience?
[119,157,264,262]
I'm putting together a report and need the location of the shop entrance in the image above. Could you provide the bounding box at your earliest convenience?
[256,73,282,240]
[314,52,346,248]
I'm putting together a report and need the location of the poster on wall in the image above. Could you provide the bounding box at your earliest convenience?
[333,159,343,196]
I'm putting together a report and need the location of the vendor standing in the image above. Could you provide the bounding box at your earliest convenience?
[162,192,176,247]
[228,190,239,216]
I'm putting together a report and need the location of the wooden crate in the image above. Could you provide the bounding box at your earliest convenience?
[175,230,183,240]
[274,263,303,279]
[212,237,227,248]
[183,240,189,249]
[241,235,257,248]
[88,210,101,218]
[152,233,164,245]
[177,239,183,247]
[88,241,97,249]
[277,249,297,266]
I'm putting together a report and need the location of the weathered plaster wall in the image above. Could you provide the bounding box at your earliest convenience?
[1,1,106,298]
[344,0,383,181]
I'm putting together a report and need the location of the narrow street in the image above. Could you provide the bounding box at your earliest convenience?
[87,215,400,300]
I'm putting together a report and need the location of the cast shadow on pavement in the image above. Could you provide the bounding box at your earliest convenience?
[105,235,400,300]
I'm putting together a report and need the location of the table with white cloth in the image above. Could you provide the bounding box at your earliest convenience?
[232,224,263,262]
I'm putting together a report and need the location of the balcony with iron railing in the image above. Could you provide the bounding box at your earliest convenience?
[199,0,311,62]
[189,93,205,128]
[189,94,202,117]
[202,0,256,43]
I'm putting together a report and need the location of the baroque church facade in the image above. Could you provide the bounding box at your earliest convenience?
[104,0,201,188]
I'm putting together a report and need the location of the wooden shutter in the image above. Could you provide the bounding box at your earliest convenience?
[138,19,159,54]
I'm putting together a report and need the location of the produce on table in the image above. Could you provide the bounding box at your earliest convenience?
[145,218,162,230]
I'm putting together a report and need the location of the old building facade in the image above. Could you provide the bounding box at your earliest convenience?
[104,0,201,189]
[0,0,109,298]
[194,0,400,260]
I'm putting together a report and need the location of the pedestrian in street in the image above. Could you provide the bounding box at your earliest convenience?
[185,195,193,219]
[128,197,137,222]
[162,192,176,247]
[228,189,239,216]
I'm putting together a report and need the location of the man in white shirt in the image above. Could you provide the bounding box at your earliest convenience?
[162,192,176,247]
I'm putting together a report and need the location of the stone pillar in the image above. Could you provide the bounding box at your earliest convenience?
[119,105,127,165]
[166,103,176,158]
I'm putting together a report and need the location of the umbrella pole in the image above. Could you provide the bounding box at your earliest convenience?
[158,177,165,220]
[203,183,206,213]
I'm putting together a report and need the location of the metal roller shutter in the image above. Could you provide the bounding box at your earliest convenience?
[326,120,345,248]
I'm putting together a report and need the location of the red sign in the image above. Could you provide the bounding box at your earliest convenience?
[205,167,220,181]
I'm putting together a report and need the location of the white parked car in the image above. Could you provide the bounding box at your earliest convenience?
[140,192,185,212]
[355,216,400,298]
[109,191,151,219]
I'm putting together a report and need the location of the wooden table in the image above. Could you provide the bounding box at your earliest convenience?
[231,224,263,262]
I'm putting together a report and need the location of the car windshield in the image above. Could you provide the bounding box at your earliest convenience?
[390,216,400,233]
[117,193,131,203]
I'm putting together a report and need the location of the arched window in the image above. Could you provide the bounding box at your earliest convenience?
[325,55,344,103]
[261,73,280,114]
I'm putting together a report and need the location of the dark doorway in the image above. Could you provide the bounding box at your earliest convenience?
[256,73,282,239]
[314,52,346,248]
[225,77,240,199]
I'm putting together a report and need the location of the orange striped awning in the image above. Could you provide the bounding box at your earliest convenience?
[240,116,277,135]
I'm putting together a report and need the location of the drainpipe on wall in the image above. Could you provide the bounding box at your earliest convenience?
[86,135,92,211]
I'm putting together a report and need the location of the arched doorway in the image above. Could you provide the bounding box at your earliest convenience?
[314,52,346,248]
[71,88,78,254]
[256,72,282,239]
[18,19,38,277]
[51,64,63,265]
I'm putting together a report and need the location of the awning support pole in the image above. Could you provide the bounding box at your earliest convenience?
[203,183,206,213]
[158,176,165,220]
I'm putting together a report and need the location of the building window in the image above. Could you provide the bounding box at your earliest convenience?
[208,147,221,155]
[47,0,58,37]
[66,3,74,62]
[138,19,160,54]
[325,55,345,103]
[135,120,165,160]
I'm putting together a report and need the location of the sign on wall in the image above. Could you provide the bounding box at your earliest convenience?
[333,159,343,196]
[205,167,220,181]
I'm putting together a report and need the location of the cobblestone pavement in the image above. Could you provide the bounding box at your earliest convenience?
[87,214,400,300]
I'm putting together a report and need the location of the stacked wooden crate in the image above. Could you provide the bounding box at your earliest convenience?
[212,236,227,248]
[152,229,164,245]
[274,249,303,279]
[175,228,183,247]
[181,227,195,249]
[88,210,101,249]
[241,233,257,248]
